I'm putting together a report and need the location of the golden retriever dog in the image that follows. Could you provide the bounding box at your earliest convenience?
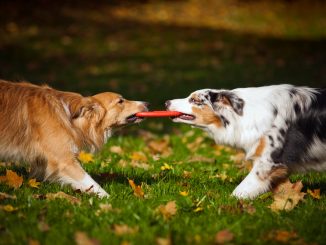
[0,80,148,197]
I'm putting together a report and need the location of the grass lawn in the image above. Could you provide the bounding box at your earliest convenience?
[0,1,326,244]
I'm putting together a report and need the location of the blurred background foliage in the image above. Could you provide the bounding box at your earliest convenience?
[0,0,325,109]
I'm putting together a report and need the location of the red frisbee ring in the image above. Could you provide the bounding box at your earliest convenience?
[136,111,183,118]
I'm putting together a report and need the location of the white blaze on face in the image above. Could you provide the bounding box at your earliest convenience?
[168,98,193,115]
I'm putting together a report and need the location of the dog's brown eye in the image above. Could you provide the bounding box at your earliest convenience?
[118,98,124,104]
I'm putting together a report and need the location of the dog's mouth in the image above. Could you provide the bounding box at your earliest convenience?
[172,113,196,121]
[126,114,144,123]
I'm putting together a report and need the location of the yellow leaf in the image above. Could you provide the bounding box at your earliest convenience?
[179,191,188,197]
[0,170,23,189]
[193,207,203,212]
[46,191,81,205]
[128,179,144,198]
[182,171,192,179]
[78,151,94,163]
[270,180,305,212]
[161,163,173,171]
[130,152,148,162]
[157,201,177,220]
[1,204,18,212]
[307,189,320,199]
[28,178,40,188]
[156,237,171,245]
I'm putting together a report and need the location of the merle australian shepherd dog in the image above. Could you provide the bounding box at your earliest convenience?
[166,85,326,199]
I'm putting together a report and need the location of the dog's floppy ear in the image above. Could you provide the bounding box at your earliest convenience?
[208,91,245,116]
[62,95,102,119]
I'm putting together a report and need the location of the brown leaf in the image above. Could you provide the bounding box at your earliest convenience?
[113,224,139,236]
[148,137,172,157]
[95,203,120,216]
[158,201,177,220]
[188,155,215,164]
[307,189,320,199]
[38,220,50,232]
[187,136,204,150]
[46,192,81,205]
[229,151,246,164]
[0,192,16,200]
[128,179,145,198]
[28,239,40,245]
[0,170,23,189]
[267,230,298,243]
[75,231,99,245]
[130,152,148,162]
[110,146,124,155]
[215,229,234,244]
[270,180,305,212]
[156,237,171,245]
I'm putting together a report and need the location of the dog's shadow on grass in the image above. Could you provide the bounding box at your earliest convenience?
[93,171,185,187]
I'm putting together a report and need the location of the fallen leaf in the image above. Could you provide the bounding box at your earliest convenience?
[187,136,204,151]
[75,231,99,245]
[238,201,256,215]
[215,229,234,244]
[229,151,246,164]
[307,189,320,199]
[156,237,171,245]
[28,178,40,188]
[182,171,192,179]
[179,191,189,197]
[161,163,173,171]
[38,220,50,232]
[0,169,23,189]
[130,152,148,162]
[78,151,94,164]
[158,201,177,220]
[0,204,18,212]
[128,179,144,198]
[95,203,120,216]
[110,146,124,155]
[193,207,203,212]
[46,192,81,205]
[28,239,40,245]
[188,155,215,163]
[0,192,16,200]
[270,180,305,212]
[113,224,139,236]
[266,230,298,243]
[148,137,172,157]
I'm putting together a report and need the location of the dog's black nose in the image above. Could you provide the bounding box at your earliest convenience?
[143,102,150,108]
[165,100,171,109]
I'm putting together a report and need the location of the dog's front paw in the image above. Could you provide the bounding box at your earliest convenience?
[231,171,270,199]
[231,185,256,199]
[93,187,110,198]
